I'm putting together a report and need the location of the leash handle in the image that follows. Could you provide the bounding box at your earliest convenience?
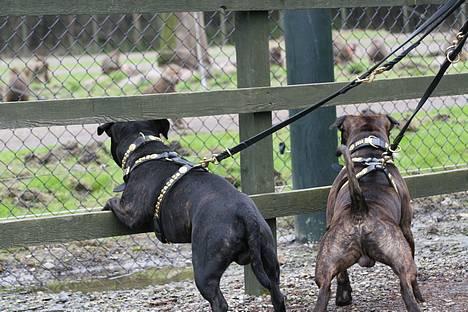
[213,0,465,164]
[390,20,468,153]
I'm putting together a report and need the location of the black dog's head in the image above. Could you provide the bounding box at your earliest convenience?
[97,119,170,166]
[330,110,399,145]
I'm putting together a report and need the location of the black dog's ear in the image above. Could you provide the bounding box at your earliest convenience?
[329,116,347,130]
[150,119,170,139]
[386,115,400,130]
[97,122,114,136]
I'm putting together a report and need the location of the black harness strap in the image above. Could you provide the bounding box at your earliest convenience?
[212,0,465,164]
[389,19,468,154]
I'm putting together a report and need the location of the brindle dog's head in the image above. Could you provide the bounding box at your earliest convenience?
[97,119,170,166]
[330,110,399,145]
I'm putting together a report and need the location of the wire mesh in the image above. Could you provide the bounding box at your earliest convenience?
[0,6,467,293]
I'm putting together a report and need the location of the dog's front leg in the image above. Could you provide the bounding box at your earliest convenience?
[103,197,149,230]
[103,197,120,211]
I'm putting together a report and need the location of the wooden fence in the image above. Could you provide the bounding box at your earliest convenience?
[0,0,467,294]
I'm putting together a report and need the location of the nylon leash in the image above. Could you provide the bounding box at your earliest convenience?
[202,0,466,166]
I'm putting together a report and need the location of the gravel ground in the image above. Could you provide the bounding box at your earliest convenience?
[0,192,466,311]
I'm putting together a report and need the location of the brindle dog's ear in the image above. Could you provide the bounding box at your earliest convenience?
[386,115,400,130]
[97,122,114,136]
[151,119,170,139]
[329,116,347,131]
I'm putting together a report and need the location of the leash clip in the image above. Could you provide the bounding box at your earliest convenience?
[445,31,465,64]
[200,154,219,168]
[356,66,387,83]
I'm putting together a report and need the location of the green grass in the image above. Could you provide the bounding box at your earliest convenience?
[0,106,465,219]
[392,105,467,173]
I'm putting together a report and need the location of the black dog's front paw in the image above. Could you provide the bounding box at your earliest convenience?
[102,197,120,211]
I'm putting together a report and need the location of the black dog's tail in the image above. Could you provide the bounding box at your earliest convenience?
[337,144,368,217]
[245,215,286,312]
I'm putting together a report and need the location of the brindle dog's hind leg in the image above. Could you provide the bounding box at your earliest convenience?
[314,227,360,312]
[400,188,416,258]
[369,222,423,311]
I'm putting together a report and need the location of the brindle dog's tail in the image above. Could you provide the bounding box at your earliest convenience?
[337,144,368,217]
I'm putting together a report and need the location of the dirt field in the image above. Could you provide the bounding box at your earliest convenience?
[0,192,466,311]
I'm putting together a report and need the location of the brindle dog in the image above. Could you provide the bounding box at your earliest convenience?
[313,112,424,312]
[97,119,286,312]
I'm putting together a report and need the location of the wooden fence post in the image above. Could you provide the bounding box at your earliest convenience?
[235,10,275,296]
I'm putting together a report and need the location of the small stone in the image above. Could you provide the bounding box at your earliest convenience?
[43,262,55,270]
[57,292,69,303]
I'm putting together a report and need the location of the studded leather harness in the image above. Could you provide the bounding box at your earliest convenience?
[340,135,400,196]
[115,133,206,243]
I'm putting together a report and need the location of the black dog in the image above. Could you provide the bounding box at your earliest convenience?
[97,119,286,312]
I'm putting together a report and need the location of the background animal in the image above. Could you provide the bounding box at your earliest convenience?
[101,50,121,74]
[3,68,32,102]
[143,68,186,129]
[367,39,389,63]
[333,40,357,64]
[26,56,50,83]
[270,46,284,66]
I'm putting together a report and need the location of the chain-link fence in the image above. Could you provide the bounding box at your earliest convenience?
[0,5,467,293]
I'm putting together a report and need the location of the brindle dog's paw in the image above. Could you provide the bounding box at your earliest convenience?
[336,285,352,306]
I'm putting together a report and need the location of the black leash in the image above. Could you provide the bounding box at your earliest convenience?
[389,20,468,154]
[206,0,465,165]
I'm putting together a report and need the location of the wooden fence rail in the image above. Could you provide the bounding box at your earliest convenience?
[1,74,467,129]
[0,0,445,16]
[1,168,466,250]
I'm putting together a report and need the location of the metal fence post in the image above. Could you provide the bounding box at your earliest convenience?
[235,11,275,296]
[284,9,338,242]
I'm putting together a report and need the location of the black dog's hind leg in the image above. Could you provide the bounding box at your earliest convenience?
[336,270,353,306]
[192,254,230,312]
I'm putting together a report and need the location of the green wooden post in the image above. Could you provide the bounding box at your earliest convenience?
[235,11,275,296]
[284,9,338,242]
